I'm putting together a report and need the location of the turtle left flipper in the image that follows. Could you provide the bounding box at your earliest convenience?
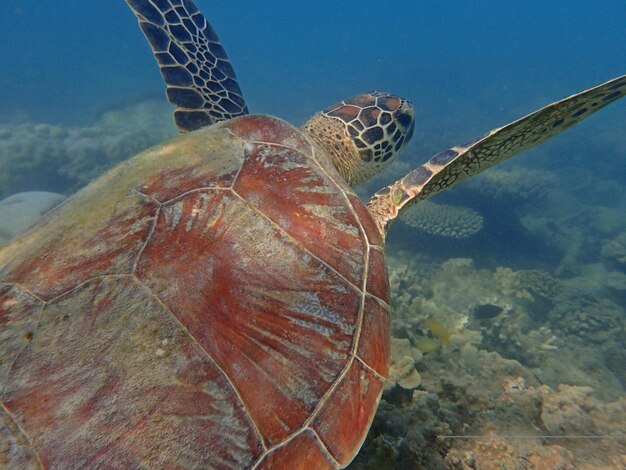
[125,0,248,132]
[368,74,626,232]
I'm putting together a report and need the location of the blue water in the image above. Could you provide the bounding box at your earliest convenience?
[2,1,625,128]
[1,2,625,468]
[2,1,625,196]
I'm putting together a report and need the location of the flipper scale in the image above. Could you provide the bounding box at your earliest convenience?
[125,0,248,132]
[417,74,626,200]
[368,74,626,233]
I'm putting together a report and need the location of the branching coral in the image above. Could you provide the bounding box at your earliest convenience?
[515,269,562,300]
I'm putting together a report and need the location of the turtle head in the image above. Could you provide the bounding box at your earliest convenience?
[301,92,415,186]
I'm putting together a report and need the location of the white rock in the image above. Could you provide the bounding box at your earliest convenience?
[0,191,67,240]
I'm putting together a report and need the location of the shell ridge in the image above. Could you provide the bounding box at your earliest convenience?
[0,282,46,304]
[129,275,269,451]
[131,203,162,275]
[252,427,340,470]
[252,358,357,467]
[229,190,363,296]
[306,427,342,469]
[354,354,386,383]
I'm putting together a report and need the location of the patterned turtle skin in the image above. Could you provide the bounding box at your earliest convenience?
[303,92,415,185]
[1,0,625,469]
[125,0,248,130]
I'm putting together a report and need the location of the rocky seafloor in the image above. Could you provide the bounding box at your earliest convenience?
[1,100,625,469]
[348,252,625,470]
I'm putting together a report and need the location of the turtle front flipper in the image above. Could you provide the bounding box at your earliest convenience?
[125,0,248,132]
[368,74,626,234]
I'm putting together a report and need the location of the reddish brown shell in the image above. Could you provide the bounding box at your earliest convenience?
[0,116,390,469]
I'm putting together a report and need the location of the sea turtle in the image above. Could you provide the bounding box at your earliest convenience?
[0,0,624,468]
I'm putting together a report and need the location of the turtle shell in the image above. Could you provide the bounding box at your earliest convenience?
[0,116,390,469]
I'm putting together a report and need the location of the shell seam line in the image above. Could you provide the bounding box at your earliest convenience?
[228,134,349,203]
[350,248,369,357]
[229,189,364,296]
[36,274,132,305]
[0,282,46,304]
[131,188,162,205]
[299,357,356,449]
[4,302,46,398]
[244,139,316,156]
[131,204,161,275]
[305,143,379,250]
[365,291,391,311]
[251,357,357,465]
[0,401,45,469]
[148,186,233,208]
[251,427,341,470]
[309,427,343,468]
[129,275,268,451]
[354,355,386,383]
[226,129,248,190]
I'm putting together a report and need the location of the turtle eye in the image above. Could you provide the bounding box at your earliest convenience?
[403,114,415,142]
[397,112,413,130]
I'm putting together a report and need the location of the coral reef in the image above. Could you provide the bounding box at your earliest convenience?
[519,180,626,275]
[548,288,622,346]
[461,382,626,469]
[350,251,625,469]
[400,201,484,239]
[515,269,562,300]
[602,231,626,268]
[446,440,577,470]
[606,269,626,292]
[386,338,423,390]
[0,100,177,199]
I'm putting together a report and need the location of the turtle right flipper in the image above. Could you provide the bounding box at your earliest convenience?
[368,74,626,233]
[125,0,248,132]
